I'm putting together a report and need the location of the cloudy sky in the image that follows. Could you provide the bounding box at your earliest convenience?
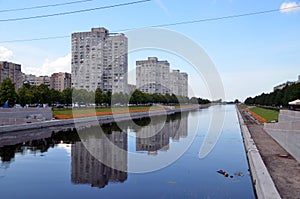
[0,0,299,101]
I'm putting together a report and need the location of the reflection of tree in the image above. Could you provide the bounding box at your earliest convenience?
[0,129,80,163]
[0,111,189,188]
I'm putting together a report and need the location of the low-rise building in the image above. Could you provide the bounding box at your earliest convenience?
[23,74,50,87]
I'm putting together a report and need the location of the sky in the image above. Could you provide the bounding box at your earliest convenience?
[0,0,299,101]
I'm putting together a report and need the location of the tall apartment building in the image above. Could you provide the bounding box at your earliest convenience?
[136,57,188,96]
[23,74,50,88]
[136,57,171,95]
[170,70,188,97]
[0,61,23,90]
[50,72,71,91]
[71,27,128,93]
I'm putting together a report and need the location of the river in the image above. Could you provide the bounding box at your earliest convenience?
[0,105,255,198]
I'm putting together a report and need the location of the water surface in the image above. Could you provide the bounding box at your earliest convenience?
[0,105,255,198]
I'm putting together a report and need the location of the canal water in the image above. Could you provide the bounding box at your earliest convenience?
[0,105,255,198]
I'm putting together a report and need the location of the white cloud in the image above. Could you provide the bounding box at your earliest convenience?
[0,46,13,60]
[280,2,300,13]
[24,53,71,76]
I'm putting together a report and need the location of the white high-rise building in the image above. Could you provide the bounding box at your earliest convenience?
[136,57,188,96]
[170,70,188,97]
[71,27,128,93]
[136,57,171,95]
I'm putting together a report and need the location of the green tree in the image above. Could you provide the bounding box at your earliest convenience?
[18,85,34,106]
[95,88,103,106]
[62,88,73,106]
[49,88,61,106]
[103,91,112,106]
[0,78,17,107]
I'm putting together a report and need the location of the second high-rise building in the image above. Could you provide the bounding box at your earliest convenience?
[71,27,128,93]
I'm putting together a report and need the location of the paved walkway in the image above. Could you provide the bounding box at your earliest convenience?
[238,106,300,199]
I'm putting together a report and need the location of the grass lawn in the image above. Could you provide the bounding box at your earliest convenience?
[53,106,153,116]
[250,107,279,122]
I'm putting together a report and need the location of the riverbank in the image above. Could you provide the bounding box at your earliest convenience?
[0,105,200,134]
[237,105,300,198]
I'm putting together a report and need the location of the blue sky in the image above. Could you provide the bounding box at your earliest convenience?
[0,0,299,101]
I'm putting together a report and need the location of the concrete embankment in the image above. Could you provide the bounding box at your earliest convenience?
[264,110,300,163]
[236,106,281,199]
[0,107,198,134]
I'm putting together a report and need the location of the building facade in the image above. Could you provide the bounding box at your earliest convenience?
[136,57,171,95]
[170,70,188,97]
[50,72,71,91]
[71,27,128,93]
[0,61,23,90]
[23,74,51,88]
[136,57,188,96]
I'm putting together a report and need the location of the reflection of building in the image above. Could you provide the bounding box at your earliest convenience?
[136,113,188,154]
[0,61,22,90]
[50,72,71,91]
[71,131,128,188]
[71,27,128,93]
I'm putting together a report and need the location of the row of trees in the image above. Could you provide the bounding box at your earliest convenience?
[0,78,211,107]
[244,82,300,107]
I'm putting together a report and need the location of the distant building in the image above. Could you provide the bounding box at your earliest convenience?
[136,57,188,96]
[136,57,171,95]
[50,72,71,91]
[0,61,22,90]
[71,27,128,93]
[23,74,50,87]
[273,81,295,91]
[273,75,300,91]
[170,70,188,97]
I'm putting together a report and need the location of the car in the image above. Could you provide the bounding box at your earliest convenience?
[14,104,22,108]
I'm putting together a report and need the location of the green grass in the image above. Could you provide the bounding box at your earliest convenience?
[52,106,154,116]
[250,107,279,122]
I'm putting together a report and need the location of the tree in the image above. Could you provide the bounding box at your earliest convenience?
[0,78,17,107]
[34,84,50,104]
[49,88,62,106]
[62,88,73,106]
[95,88,103,106]
[103,91,112,106]
[234,99,240,104]
[18,85,34,106]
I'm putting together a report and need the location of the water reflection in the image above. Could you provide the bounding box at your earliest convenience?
[135,113,188,154]
[71,136,127,188]
[0,112,188,189]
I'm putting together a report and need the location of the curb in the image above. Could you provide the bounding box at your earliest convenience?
[236,106,281,199]
[0,107,198,134]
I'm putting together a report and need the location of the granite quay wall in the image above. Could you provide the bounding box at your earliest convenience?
[236,106,281,199]
[0,106,198,134]
[0,108,52,126]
